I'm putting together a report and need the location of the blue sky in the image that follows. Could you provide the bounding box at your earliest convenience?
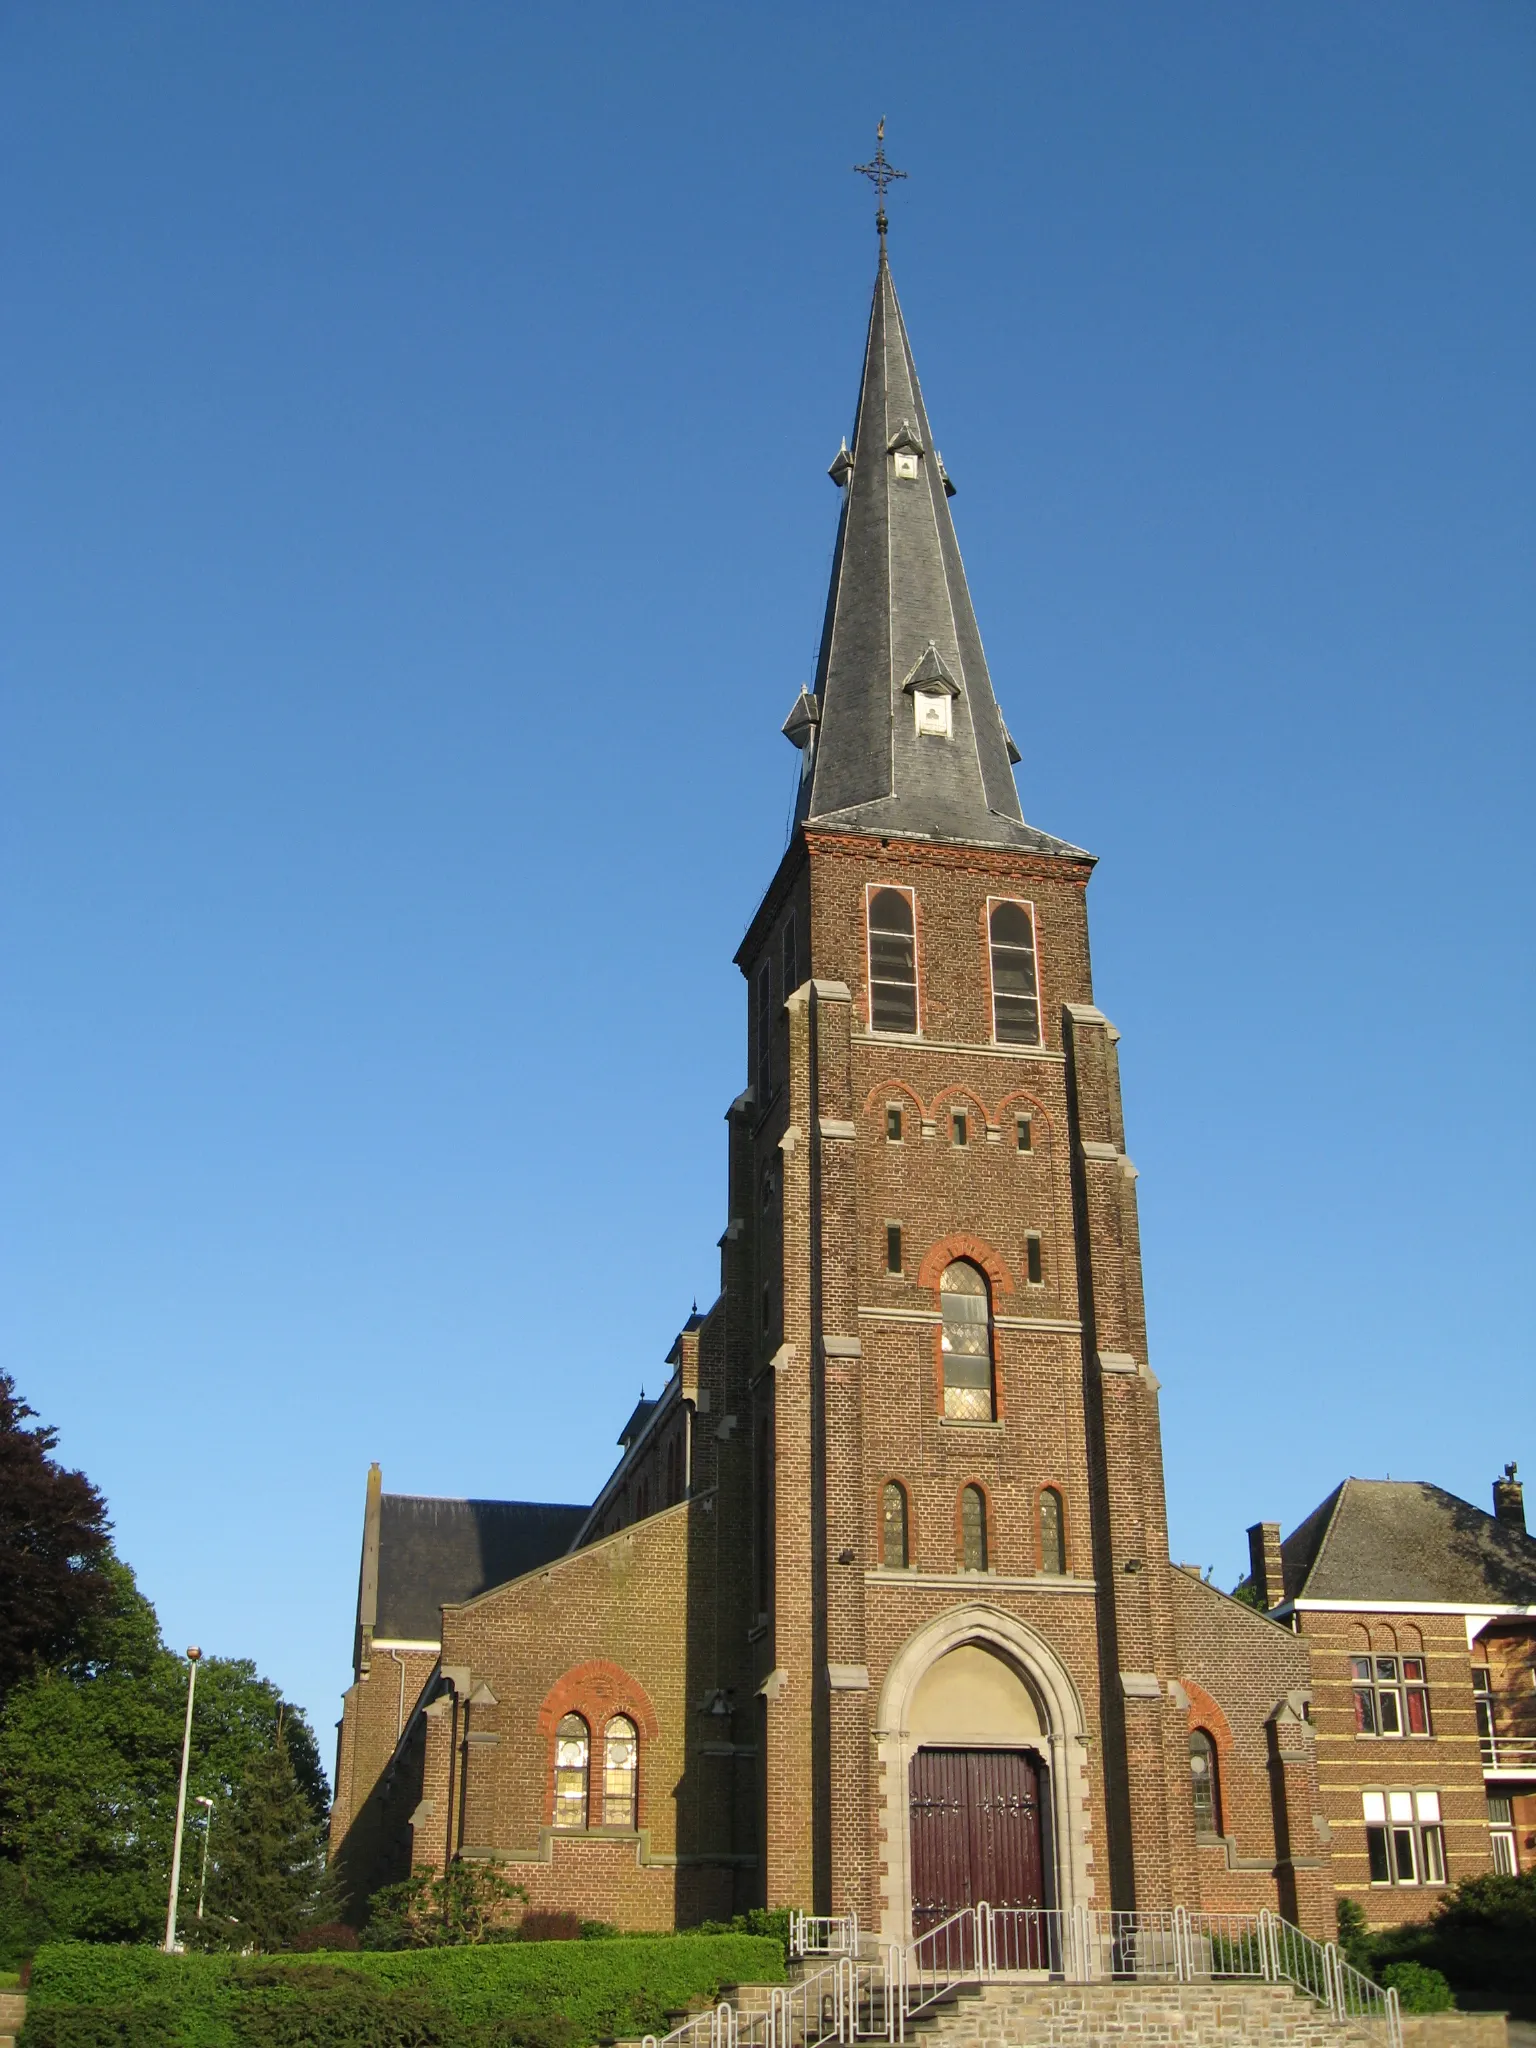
[3,3,1531,1765]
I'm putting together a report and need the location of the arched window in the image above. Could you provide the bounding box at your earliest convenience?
[1189,1729,1221,1836]
[959,1484,989,1572]
[882,1481,910,1569]
[941,1260,994,1420]
[602,1715,638,1828]
[989,900,1041,1046]
[1039,1488,1065,1575]
[553,1713,590,1830]
[867,887,918,1034]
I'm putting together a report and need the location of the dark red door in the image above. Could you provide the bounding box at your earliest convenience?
[909,1748,1045,1942]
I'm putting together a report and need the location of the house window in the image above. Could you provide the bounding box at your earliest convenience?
[756,957,774,1103]
[886,1223,903,1274]
[886,1104,904,1141]
[1364,1789,1445,1886]
[959,1484,989,1572]
[1189,1729,1221,1836]
[602,1715,638,1828]
[1352,1655,1432,1736]
[882,1481,910,1568]
[940,1260,994,1421]
[989,900,1041,1046]
[1488,1795,1517,1875]
[1038,1487,1065,1575]
[868,887,918,1034]
[782,910,799,995]
[1016,1115,1033,1152]
[951,1109,968,1147]
[1025,1233,1043,1285]
[553,1713,590,1829]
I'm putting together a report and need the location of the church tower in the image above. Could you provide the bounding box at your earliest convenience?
[330,202,1332,1949]
[732,236,1200,1931]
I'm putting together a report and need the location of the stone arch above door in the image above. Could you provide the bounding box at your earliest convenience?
[873,1603,1094,1938]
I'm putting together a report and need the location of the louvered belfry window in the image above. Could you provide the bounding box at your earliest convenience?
[553,1713,590,1829]
[867,887,918,1034]
[989,900,1041,1045]
[941,1260,994,1421]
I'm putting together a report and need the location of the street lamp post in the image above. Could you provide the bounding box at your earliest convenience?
[163,1646,202,1954]
[194,1795,216,1921]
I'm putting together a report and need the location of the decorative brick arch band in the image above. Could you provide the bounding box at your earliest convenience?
[917,1232,1014,1294]
[1180,1674,1236,1758]
[537,1660,659,1829]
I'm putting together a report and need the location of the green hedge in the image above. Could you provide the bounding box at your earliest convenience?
[21,1935,785,2048]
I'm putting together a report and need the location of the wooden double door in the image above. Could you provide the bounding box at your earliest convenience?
[909,1747,1047,1941]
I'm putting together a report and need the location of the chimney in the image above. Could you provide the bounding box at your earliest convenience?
[1247,1521,1285,1610]
[1493,1463,1525,1531]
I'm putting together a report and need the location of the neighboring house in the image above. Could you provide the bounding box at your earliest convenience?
[1245,1466,1536,1925]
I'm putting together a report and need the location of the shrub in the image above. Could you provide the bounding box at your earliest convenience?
[23,1933,785,2046]
[19,2004,179,2048]
[1380,1961,1455,2014]
[515,1912,582,1943]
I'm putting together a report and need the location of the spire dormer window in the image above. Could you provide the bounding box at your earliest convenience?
[888,419,924,481]
[902,645,961,741]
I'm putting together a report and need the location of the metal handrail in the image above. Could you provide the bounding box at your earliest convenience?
[1481,1731,1536,1770]
[646,1905,1400,2048]
[789,1909,860,1959]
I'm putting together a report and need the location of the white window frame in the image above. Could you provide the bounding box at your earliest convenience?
[986,896,1042,1048]
[1362,1788,1446,1888]
[865,882,920,1038]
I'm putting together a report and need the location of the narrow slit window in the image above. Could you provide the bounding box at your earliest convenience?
[553,1713,590,1830]
[989,900,1041,1046]
[940,1260,994,1421]
[782,910,799,995]
[868,887,918,1034]
[952,1109,968,1147]
[761,1284,771,1335]
[882,1481,909,1569]
[1016,1116,1033,1152]
[886,1223,903,1274]
[756,958,774,1104]
[886,1104,903,1142]
[1039,1487,1065,1574]
[959,1484,988,1572]
[1025,1233,1043,1286]
[602,1715,638,1828]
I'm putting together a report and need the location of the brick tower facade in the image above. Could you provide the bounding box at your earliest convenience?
[329,236,1332,1941]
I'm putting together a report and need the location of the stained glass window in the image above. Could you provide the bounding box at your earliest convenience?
[553,1713,589,1830]
[1039,1488,1065,1575]
[603,1716,638,1828]
[1189,1730,1220,1835]
[941,1261,993,1421]
[960,1485,988,1572]
[882,1481,909,1568]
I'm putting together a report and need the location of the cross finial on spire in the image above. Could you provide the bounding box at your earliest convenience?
[854,117,906,242]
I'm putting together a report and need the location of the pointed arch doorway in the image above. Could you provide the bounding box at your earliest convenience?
[907,1642,1048,1941]
[875,1607,1093,1941]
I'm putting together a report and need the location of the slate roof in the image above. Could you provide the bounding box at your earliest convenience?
[1281,1478,1536,1608]
[375,1494,588,1642]
[796,248,1087,859]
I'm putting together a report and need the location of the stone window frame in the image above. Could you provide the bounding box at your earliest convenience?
[955,1480,992,1573]
[1036,1484,1069,1575]
[984,895,1044,1049]
[877,1476,913,1570]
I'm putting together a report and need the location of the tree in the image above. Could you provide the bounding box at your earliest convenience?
[0,1555,330,1963]
[196,1713,336,1950]
[0,1372,112,1701]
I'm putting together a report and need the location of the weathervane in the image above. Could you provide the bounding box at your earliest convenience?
[854,117,907,241]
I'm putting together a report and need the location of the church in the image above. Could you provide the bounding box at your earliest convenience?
[328,217,1338,1943]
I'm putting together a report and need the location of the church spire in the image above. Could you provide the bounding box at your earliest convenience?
[788,243,1080,856]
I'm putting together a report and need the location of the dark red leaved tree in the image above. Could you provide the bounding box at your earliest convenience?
[0,1372,113,1699]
